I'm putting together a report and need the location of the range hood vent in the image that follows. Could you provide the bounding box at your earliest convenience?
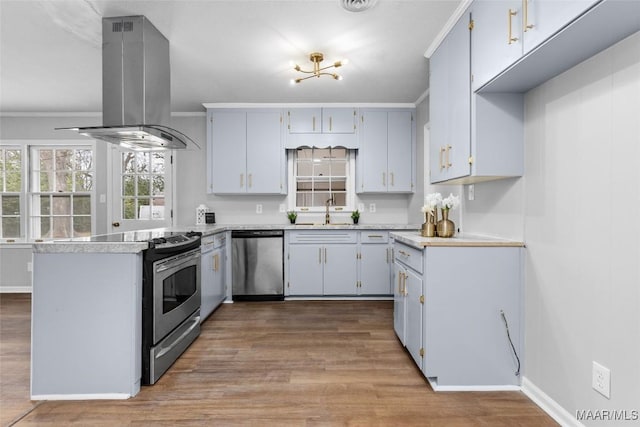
[59,16,196,150]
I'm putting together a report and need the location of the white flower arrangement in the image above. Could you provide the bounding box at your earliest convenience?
[442,193,460,210]
[422,192,443,214]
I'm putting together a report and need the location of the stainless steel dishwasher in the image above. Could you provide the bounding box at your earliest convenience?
[231,230,284,301]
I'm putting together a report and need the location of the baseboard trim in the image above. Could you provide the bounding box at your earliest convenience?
[426,376,521,392]
[31,393,132,401]
[521,377,583,427]
[0,286,32,293]
[285,296,393,301]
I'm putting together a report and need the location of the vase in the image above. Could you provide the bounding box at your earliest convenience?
[436,208,455,238]
[421,211,437,237]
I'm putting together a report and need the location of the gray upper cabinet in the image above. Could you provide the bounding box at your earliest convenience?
[285,107,358,149]
[429,12,473,184]
[430,6,525,185]
[357,109,415,193]
[207,109,285,194]
[472,0,640,93]
[471,0,599,92]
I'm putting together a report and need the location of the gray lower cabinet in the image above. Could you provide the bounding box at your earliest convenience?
[393,240,523,389]
[359,231,393,295]
[201,233,227,321]
[286,230,358,296]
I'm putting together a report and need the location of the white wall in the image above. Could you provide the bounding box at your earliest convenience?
[463,32,640,422]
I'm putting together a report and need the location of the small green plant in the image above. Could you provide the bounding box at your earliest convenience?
[351,210,360,224]
[287,210,297,223]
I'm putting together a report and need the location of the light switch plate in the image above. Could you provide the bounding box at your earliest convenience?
[279,204,286,213]
[369,203,376,213]
[256,204,263,214]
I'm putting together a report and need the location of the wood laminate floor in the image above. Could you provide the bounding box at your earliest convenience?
[0,294,557,426]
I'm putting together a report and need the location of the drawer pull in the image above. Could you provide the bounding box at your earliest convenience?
[398,250,410,257]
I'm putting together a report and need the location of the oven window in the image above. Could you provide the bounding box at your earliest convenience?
[162,265,197,313]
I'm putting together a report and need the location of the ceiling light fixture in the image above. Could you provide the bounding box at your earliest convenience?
[340,0,378,13]
[291,52,347,84]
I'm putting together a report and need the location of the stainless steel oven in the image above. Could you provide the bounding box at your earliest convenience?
[142,232,202,385]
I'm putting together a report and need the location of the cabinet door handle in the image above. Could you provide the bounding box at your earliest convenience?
[446,145,452,168]
[390,172,395,186]
[439,147,446,171]
[312,116,316,132]
[248,173,252,188]
[508,9,519,45]
[386,248,389,263]
[213,254,219,272]
[382,172,386,186]
[397,271,403,294]
[402,272,408,296]
[240,173,244,188]
[523,0,534,31]
[329,116,332,132]
[324,247,327,264]
[319,248,322,264]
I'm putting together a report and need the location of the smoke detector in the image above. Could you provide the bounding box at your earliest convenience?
[341,0,378,12]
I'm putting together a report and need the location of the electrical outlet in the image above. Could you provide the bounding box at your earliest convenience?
[27,262,33,272]
[279,204,286,213]
[468,184,475,201]
[592,361,611,399]
[256,204,263,214]
[369,203,376,213]
[358,203,365,212]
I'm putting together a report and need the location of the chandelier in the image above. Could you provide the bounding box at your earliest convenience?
[291,52,347,84]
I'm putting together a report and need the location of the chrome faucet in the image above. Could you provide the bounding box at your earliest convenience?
[325,196,334,225]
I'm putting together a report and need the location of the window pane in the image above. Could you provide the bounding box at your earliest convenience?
[39,172,53,192]
[52,216,71,238]
[122,152,136,173]
[333,193,347,206]
[137,198,150,219]
[56,172,72,192]
[123,175,135,196]
[0,174,3,191]
[40,196,51,215]
[1,195,20,215]
[55,149,73,170]
[296,192,312,207]
[52,195,71,215]
[313,192,331,206]
[74,195,91,215]
[332,160,347,176]
[73,216,91,236]
[6,172,21,192]
[2,217,20,238]
[74,150,93,171]
[136,153,150,173]
[151,153,165,174]
[75,172,93,191]
[331,179,347,192]
[297,161,312,176]
[296,148,312,160]
[137,176,150,196]
[296,178,313,191]
[40,217,51,239]
[151,198,165,219]
[152,175,164,195]
[39,149,53,171]
[123,198,135,219]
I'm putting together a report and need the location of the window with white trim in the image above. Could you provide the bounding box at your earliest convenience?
[29,147,94,239]
[120,151,166,220]
[291,147,354,210]
[0,147,22,238]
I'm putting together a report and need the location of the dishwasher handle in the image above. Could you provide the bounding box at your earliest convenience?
[232,230,284,238]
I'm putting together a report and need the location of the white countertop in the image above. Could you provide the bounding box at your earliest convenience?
[32,224,419,254]
[390,231,525,249]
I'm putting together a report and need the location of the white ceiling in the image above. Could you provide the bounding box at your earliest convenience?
[0,0,461,113]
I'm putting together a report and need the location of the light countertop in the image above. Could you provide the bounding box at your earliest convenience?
[33,224,419,254]
[390,231,525,249]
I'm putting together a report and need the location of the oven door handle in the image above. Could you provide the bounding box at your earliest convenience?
[155,316,201,359]
[156,252,200,273]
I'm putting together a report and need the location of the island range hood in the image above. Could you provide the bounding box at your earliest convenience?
[59,16,196,150]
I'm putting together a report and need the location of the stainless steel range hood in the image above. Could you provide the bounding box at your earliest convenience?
[59,16,196,150]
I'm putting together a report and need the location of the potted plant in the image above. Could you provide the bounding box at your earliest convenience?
[287,211,297,224]
[351,210,360,225]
